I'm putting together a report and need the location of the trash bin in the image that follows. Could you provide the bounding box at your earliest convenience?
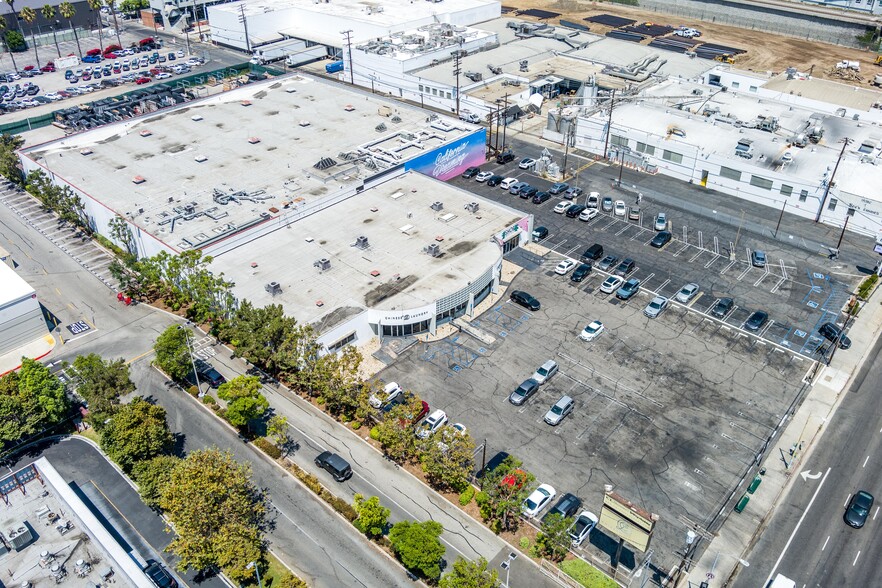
[735,494,750,513]
[747,474,762,494]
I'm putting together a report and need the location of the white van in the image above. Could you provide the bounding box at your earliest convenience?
[586,191,599,208]
[499,177,518,190]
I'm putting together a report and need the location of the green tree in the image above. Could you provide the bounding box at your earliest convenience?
[534,513,573,562]
[0,16,19,73]
[104,0,121,47]
[0,133,24,182]
[58,2,81,58]
[108,215,136,257]
[159,449,267,582]
[99,397,173,472]
[276,573,308,588]
[217,375,261,402]
[86,0,102,52]
[373,395,423,462]
[477,456,534,533]
[67,353,135,430]
[439,557,500,588]
[353,493,390,538]
[18,6,39,67]
[119,0,148,14]
[0,358,69,444]
[4,29,24,52]
[266,414,289,445]
[153,325,193,380]
[419,425,475,492]
[389,520,445,580]
[225,394,269,428]
[41,4,61,56]
[132,454,180,508]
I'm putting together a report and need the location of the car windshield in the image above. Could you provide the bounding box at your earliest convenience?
[551,405,564,415]
[574,518,588,533]
[650,301,662,309]
[525,498,538,509]
[586,324,599,332]
[537,367,548,376]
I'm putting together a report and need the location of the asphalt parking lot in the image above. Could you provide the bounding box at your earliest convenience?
[448,141,868,358]
[379,251,811,574]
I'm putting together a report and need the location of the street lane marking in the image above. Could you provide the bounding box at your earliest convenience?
[764,467,831,588]
[863,455,870,468]
[844,494,852,508]
[822,535,830,551]
[853,551,861,566]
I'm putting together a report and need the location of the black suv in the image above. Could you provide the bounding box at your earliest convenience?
[818,322,851,349]
[496,150,515,164]
[486,175,504,187]
[192,359,227,388]
[532,191,551,204]
[566,204,586,218]
[315,451,353,482]
[570,263,592,282]
[461,166,480,179]
[144,560,178,588]
[710,297,734,319]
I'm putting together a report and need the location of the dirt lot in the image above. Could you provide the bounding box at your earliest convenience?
[510,0,882,86]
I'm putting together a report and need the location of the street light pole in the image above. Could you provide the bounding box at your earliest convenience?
[178,325,202,396]
[247,562,263,588]
[499,552,517,588]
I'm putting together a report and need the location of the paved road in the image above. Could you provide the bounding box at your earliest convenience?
[8,437,220,587]
[735,332,882,588]
[129,359,413,588]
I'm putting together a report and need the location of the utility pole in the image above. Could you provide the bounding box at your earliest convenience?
[453,48,462,117]
[494,101,501,152]
[562,118,575,177]
[602,89,616,160]
[732,209,746,260]
[501,93,509,151]
[238,4,251,54]
[816,137,850,223]
[341,29,354,85]
[774,201,787,238]
[836,214,850,249]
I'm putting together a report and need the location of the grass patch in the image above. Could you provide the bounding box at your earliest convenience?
[559,559,618,588]
[76,427,101,444]
[239,552,304,587]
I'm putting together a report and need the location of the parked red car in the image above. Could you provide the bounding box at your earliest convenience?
[23,65,35,71]
[135,76,151,84]
[103,52,118,59]
[40,62,55,72]
[86,48,101,56]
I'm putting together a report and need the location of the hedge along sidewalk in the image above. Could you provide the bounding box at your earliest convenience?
[153,364,425,586]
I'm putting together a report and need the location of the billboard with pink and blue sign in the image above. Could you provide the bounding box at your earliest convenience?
[404,129,487,182]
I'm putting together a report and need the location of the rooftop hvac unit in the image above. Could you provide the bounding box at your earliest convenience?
[519,60,529,72]
[426,243,441,257]
[355,235,369,249]
[314,258,331,271]
[265,281,282,295]
[465,202,479,213]
[376,123,387,132]
[7,524,33,549]
[430,201,444,211]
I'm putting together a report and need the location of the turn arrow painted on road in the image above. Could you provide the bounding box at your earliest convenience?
[800,470,823,481]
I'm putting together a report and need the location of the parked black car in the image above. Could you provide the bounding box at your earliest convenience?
[191,358,227,388]
[565,204,586,218]
[570,263,592,282]
[511,290,540,311]
[496,150,515,164]
[650,231,672,248]
[818,322,851,349]
[461,166,480,178]
[615,258,635,276]
[744,310,769,332]
[532,191,551,204]
[486,175,504,187]
[543,493,582,523]
[710,297,734,319]
[144,559,178,588]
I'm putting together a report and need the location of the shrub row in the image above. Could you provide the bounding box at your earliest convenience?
[459,485,475,506]
[253,437,282,459]
[285,462,357,522]
[857,274,879,300]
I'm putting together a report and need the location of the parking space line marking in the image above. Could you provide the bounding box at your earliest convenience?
[655,278,669,294]
[630,227,650,241]
[704,255,720,269]
[721,259,737,274]
[672,243,690,257]
[822,535,830,551]
[854,551,861,566]
[874,506,879,520]
[737,265,753,281]
[615,223,631,236]
[863,455,870,468]
[771,277,787,294]
[844,494,852,508]
[689,249,704,262]
[754,270,770,287]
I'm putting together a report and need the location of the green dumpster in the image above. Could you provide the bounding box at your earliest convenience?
[734,494,750,513]
[747,475,762,494]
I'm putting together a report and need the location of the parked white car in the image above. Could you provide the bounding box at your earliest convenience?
[369,381,402,408]
[654,212,668,231]
[554,201,571,214]
[569,511,599,546]
[599,276,624,294]
[614,200,627,216]
[475,171,493,182]
[554,259,577,275]
[579,208,598,222]
[523,484,556,517]
[416,409,448,439]
[579,320,605,342]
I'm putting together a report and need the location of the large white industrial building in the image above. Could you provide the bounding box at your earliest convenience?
[0,263,48,359]
[207,0,501,57]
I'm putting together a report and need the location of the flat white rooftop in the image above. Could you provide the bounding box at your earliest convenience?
[25,74,477,251]
[213,0,499,27]
[566,38,717,80]
[0,259,35,303]
[211,172,517,330]
[607,79,882,195]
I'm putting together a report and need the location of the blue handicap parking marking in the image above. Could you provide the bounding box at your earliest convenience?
[478,347,486,354]
[794,329,807,338]
[807,301,818,308]
[499,331,507,337]
[452,365,462,372]
[812,272,825,280]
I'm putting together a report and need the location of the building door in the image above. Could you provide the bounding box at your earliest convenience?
[700,170,709,187]
[503,235,519,254]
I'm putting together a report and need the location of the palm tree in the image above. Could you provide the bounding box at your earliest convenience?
[19,7,39,67]
[4,0,19,31]
[104,0,121,49]
[58,2,81,59]
[87,0,102,52]
[41,4,61,57]
[0,15,20,73]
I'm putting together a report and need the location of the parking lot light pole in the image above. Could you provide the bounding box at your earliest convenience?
[246,562,263,588]
[177,325,202,397]
[500,552,517,588]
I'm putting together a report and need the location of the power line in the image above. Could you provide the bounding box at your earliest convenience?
[237,4,251,54]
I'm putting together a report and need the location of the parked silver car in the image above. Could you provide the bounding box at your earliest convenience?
[544,395,574,426]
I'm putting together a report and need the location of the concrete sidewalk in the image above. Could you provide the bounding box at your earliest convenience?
[683,285,882,587]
